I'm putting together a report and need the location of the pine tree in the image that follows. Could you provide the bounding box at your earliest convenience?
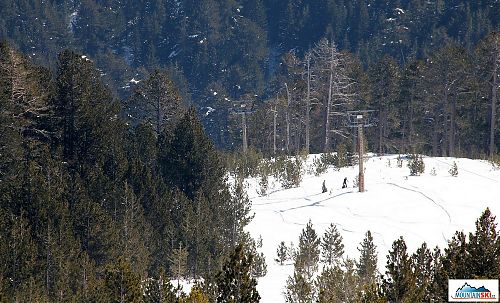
[143,269,178,303]
[126,70,184,136]
[411,243,434,302]
[475,32,500,158]
[321,223,344,265]
[276,241,288,265]
[467,208,500,278]
[100,258,143,303]
[215,244,260,303]
[295,220,320,279]
[315,259,363,303]
[284,270,314,303]
[449,161,458,177]
[315,265,344,303]
[245,235,267,278]
[170,242,189,286]
[383,237,418,302]
[408,154,425,176]
[367,55,400,155]
[357,230,378,285]
[120,182,151,277]
[184,284,209,303]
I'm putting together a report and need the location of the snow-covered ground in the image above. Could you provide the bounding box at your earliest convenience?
[246,154,500,303]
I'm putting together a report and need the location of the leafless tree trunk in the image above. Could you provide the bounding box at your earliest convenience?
[449,95,456,157]
[284,82,291,154]
[304,53,312,154]
[242,112,248,153]
[490,36,499,157]
[492,60,498,157]
[312,38,355,152]
[273,100,277,155]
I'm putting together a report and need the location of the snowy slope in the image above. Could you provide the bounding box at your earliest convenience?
[245,155,500,303]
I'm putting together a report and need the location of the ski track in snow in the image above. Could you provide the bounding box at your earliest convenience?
[385,182,452,223]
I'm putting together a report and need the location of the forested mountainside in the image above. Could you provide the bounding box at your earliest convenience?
[0,44,264,301]
[1,0,499,154]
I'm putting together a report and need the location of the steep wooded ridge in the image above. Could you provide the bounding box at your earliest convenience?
[0,0,498,154]
[0,44,261,301]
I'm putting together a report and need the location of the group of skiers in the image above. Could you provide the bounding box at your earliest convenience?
[322,177,349,193]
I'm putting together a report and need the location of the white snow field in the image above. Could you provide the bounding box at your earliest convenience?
[245,154,500,303]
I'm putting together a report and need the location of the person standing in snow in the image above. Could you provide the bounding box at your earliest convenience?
[342,177,347,189]
[322,180,327,193]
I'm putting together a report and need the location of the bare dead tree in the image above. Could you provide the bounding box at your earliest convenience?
[284,82,291,153]
[303,51,314,154]
[312,38,355,152]
[0,45,52,138]
[281,51,305,154]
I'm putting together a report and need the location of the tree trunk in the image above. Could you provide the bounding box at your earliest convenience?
[305,57,311,154]
[285,83,291,154]
[242,113,247,153]
[156,95,161,136]
[408,94,414,153]
[449,96,456,157]
[273,103,277,155]
[378,109,383,154]
[325,69,333,152]
[432,113,439,157]
[490,47,498,157]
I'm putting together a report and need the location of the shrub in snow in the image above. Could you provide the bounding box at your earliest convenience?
[287,242,297,261]
[449,161,458,177]
[257,173,268,196]
[397,155,403,168]
[353,175,359,188]
[252,251,267,278]
[408,154,425,176]
[430,167,437,176]
[313,152,337,176]
[244,235,267,278]
[336,143,351,168]
[257,160,270,196]
[489,154,500,169]
[279,157,303,189]
[227,148,263,179]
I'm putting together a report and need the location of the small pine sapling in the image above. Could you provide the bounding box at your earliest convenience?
[257,160,270,196]
[287,242,296,261]
[430,167,437,176]
[276,241,288,265]
[408,154,425,176]
[353,175,359,188]
[396,155,403,168]
[321,223,344,265]
[449,161,458,177]
[258,173,268,196]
